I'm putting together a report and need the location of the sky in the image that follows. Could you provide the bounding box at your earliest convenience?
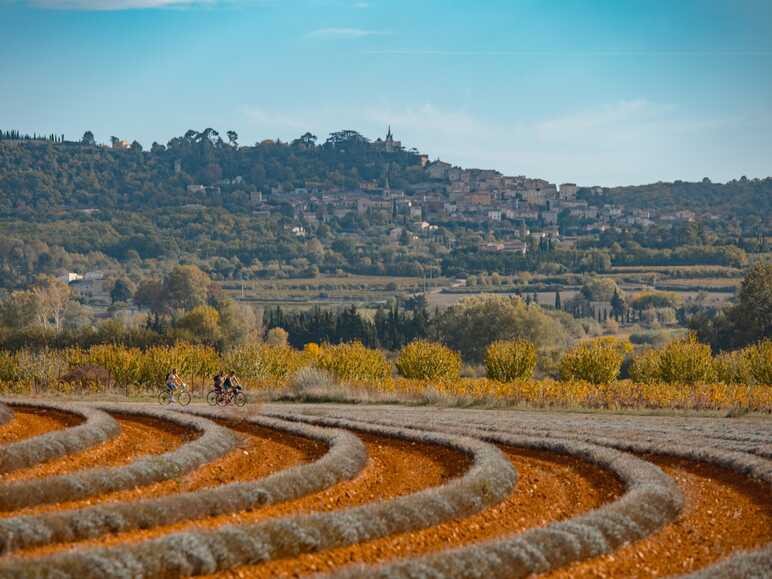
[1,0,771,186]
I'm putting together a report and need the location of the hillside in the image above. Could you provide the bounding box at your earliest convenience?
[0,129,424,215]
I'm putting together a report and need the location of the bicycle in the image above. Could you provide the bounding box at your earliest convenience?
[207,386,247,407]
[159,383,192,406]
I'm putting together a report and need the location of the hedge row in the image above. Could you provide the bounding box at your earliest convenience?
[0,407,366,555]
[0,403,235,512]
[0,415,514,578]
[0,399,119,474]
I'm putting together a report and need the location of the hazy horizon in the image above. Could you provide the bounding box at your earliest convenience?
[2,0,771,186]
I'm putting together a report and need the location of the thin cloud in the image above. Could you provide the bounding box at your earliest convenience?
[25,0,278,9]
[364,49,772,56]
[307,27,389,40]
[28,0,214,9]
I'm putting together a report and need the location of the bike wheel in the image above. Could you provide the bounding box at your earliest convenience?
[206,390,218,406]
[177,390,192,406]
[234,391,247,407]
[158,391,172,405]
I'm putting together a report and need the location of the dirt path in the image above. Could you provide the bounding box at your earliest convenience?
[207,446,623,578]
[545,455,772,578]
[0,409,81,446]
[16,433,468,560]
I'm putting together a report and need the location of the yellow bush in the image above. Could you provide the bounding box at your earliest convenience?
[629,348,662,384]
[484,340,537,382]
[315,341,390,383]
[745,340,772,385]
[396,340,462,381]
[256,344,310,381]
[713,349,753,385]
[559,338,629,385]
[657,335,714,385]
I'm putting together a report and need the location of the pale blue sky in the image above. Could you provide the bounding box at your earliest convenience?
[1,0,771,185]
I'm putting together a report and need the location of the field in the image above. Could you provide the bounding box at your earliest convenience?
[220,275,449,309]
[0,398,769,578]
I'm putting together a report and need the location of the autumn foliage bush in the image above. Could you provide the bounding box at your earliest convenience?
[396,340,462,381]
[559,337,630,385]
[712,349,754,385]
[315,342,390,383]
[655,335,715,384]
[745,340,772,385]
[484,340,537,382]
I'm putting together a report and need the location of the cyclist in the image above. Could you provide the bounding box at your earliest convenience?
[224,370,241,391]
[166,369,181,395]
[213,371,224,394]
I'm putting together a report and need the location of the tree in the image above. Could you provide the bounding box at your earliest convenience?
[110,278,134,304]
[611,289,625,320]
[265,327,288,346]
[176,305,221,345]
[163,265,211,311]
[81,131,96,146]
[0,290,41,330]
[690,262,772,350]
[110,136,119,148]
[433,295,568,363]
[32,278,71,331]
[725,262,772,346]
[554,290,562,310]
[133,279,166,319]
[226,131,238,147]
[581,277,620,302]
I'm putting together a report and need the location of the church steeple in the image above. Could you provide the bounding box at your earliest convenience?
[386,125,393,141]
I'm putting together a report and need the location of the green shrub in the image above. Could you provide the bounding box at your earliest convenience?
[396,340,462,381]
[559,337,628,385]
[485,340,537,382]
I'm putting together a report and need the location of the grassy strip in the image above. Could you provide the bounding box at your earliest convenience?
[0,416,514,578]
[0,407,365,555]
[0,399,119,475]
[0,405,235,512]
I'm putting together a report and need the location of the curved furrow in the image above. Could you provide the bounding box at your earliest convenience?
[1,414,185,486]
[299,406,770,578]
[0,408,83,448]
[0,417,510,578]
[544,455,772,578]
[209,445,622,578]
[289,415,679,579]
[14,432,457,560]
[0,406,235,512]
[0,409,364,556]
